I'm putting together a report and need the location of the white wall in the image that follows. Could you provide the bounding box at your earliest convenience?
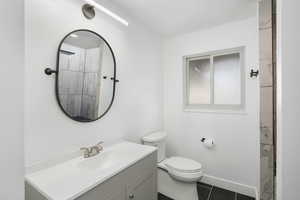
[162,18,259,190]
[25,0,163,167]
[0,0,24,199]
[276,0,300,199]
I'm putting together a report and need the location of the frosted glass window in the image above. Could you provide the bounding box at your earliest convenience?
[184,47,244,111]
[214,53,241,105]
[188,58,210,104]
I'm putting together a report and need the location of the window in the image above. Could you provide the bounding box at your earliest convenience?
[183,47,245,112]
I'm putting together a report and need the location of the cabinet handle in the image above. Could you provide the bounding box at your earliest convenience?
[129,194,134,199]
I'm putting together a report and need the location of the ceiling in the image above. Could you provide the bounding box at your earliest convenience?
[109,0,257,36]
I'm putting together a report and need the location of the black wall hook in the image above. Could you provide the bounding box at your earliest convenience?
[110,77,119,83]
[250,69,259,78]
[44,68,57,75]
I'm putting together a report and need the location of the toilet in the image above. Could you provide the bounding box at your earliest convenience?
[142,131,203,200]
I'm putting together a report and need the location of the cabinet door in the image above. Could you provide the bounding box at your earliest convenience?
[127,173,156,200]
[103,189,126,200]
[76,173,126,200]
[77,186,126,200]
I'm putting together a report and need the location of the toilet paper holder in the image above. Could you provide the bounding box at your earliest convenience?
[201,137,214,148]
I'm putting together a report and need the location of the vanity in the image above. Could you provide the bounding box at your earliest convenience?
[25,142,157,200]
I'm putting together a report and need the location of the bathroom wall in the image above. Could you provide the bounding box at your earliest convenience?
[162,17,259,193]
[0,1,24,199]
[276,0,300,199]
[25,0,163,166]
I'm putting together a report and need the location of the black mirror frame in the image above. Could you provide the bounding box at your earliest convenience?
[55,29,117,123]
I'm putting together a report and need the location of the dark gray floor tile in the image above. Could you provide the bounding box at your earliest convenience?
[158,193,173,200]
[209,187,235,200]
[197,182,212,200]
[236,193,255,200]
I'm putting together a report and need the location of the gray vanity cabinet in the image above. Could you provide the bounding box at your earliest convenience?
[124,152,157,200]
[25,152,157,200]
[76,152,157,200]
[126,173,156,200]
[99,189,126,200]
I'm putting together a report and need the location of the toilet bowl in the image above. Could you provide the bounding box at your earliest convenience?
[142,131,203,200]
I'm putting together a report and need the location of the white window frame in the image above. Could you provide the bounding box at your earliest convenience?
[183,46,246,113]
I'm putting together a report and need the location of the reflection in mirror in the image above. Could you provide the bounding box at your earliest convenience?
[57,30,116,122]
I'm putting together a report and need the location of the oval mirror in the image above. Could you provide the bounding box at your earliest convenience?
[56,30,116,122]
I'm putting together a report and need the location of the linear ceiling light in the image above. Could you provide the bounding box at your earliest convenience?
[83,0,129,26]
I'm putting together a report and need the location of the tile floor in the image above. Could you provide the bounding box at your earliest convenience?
[158,182,255,200]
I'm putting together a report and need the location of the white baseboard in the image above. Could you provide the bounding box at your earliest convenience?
[200,174,258,198]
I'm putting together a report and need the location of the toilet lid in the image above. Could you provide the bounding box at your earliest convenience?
[142,131,167,142]
[164,157,202,173]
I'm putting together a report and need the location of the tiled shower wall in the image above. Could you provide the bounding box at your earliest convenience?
[259,0,275,200]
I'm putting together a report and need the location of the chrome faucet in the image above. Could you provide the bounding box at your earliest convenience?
[80,142,104,158]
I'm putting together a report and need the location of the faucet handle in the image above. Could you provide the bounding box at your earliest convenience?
[80,147,90,154]
[96,141,104,151]
[96,141,104,148]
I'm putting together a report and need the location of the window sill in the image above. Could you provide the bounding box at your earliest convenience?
[183,108,247,115]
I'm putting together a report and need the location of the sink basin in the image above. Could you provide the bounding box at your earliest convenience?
[25,141,157,200]
[77,150,119,171]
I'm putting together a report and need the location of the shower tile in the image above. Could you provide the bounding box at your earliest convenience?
[58,71,84,95]
[261,190,273,200]
[261,144,274,169]
[260,144,274,200]
[59,53,70,70]
[59,94,68,110]
[69,48,85,72]
[81,95,97,120]
[66,94,82,117]
[261,126,273,145]
[58,70,69,95]
[260,59,273,87]
[261,170,274,192]
[260,87,273,129]
[259,0,272,29]
[259,28,272,60]
[261,177,274,200]
[85,48,101,73]
[83,72,99,96]
[68,71,84,94]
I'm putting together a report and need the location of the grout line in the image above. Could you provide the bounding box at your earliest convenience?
[261,85,273,88]
[207,186,213,200]
[235,192,237,200]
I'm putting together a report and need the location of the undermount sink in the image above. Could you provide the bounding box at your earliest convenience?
[25,141,157,200]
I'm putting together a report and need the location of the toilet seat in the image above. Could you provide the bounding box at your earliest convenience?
[158,157,203,182]
[164,157,202,173]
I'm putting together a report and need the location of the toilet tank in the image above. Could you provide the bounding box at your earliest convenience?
[142,131,166,162]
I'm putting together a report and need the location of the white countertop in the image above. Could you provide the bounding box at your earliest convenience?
[25,141,156,200]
